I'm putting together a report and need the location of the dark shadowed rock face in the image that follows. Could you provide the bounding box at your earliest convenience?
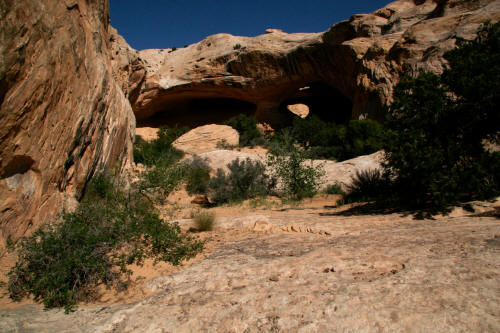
[114,0,500,127]
[0,0,135,245]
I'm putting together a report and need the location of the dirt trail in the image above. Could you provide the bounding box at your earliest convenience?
[0,198,499,332]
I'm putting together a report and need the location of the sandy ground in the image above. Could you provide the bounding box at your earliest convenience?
[0,193,499,332]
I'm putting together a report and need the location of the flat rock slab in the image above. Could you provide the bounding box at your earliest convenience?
[1,213,499,332]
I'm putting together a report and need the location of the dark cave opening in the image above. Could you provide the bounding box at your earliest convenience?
[137,98,257,128]
[280,82,353,124]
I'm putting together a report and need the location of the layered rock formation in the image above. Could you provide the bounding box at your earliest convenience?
[0,0,135,245]
[116,0,500,127]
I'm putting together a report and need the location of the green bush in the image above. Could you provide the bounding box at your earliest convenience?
[273,115,384,161]
[193,211,215,231]
[383,22,500,213]
[224,114,263,147]
[325,183,345,195]
[8,173,202,312]
[136,161,187,203]
[208,158,274,204]
[344,169,391,203]
[182,156,211,195]
[133,126,188,167]
[267,132,324,200]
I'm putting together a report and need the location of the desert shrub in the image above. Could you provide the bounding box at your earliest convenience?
[325,183,345,195]
[208,158,274,204]
[344,169,391,203]
[383,22,500,213]
[193,211,215,231]
[185,167,210,195]
[267,133,325,200]
[182,156,211,195]
[224,114,263,147]
[8,173,202,312]
[133,126,188,167]
[273,115,384,161]
[136,161,187,203]
[233,43,242,50]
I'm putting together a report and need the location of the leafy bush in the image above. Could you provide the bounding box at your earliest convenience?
[136,161,187,203]
[383,22,500,213]
[208,158,274,204]
[224,114,263,147]
[193,211,215,231]
[273,115,384,161]
[267,133,324,200]
[133,126,188,167]
[325,183,345,195]
[182,156,211,195]
[8,173,202,312]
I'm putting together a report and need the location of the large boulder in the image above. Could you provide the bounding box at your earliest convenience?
[173,124,239,155]
[0,0,135,245]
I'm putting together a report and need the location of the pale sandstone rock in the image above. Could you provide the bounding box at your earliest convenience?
[114,0,500,126]
[135,127,159,141]
[287,103,310,118]
[196,149,384,190]
[172,124,239,154]
[0,0,134,245]
[1,214,499,332]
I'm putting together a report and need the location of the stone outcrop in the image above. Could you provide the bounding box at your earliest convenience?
[116,0,500,128]
[191,150,384,190]
[0,0,135,245]
[172,124,239,155]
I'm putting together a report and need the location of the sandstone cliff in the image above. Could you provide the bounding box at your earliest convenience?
[117,0,500,127]
[0,0,135,245]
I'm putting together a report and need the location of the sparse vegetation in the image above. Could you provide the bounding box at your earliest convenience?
[267,132,325,200]
[273,115,384,161]
[223,114,263,147]
[344,169,390,203]
[208,158,275,204]
[325,183,345,195]
[193,210,215,231]
[133,126,188,167]
[8,173,202,312]
[233,43,242,50]
[184,157,211,195]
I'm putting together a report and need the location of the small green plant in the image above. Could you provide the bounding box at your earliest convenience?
[8,173,203,312]
[185,167,210,195]
[183,156,211,195]
[267,132,324,200]
[137,162,187,203]
[172,47,177,51]
[193,211,215,231]
[344,169,390,203]
[325,183,345,195]
[133,126,188,167]
[223,114,263,147]
[233,43,242,50]
[216,139,235,149]
[208,158,275,204]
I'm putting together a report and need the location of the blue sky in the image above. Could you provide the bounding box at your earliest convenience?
[110,0,390,50]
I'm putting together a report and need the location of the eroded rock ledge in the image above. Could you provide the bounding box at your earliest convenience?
[112,0,500,127]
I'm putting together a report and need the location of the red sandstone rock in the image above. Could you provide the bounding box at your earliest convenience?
[0,0,135,246]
